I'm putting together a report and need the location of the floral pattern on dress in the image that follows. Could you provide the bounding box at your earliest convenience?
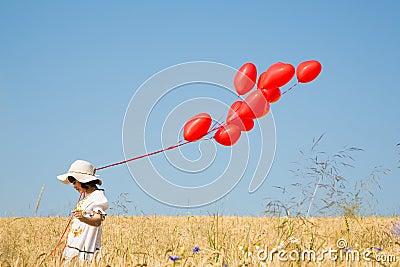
[72,227,82,237]
[74,197,91,217]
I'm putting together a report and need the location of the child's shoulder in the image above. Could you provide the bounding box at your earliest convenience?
[92,189,108,202]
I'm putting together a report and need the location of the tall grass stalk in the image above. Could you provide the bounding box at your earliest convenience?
[306,174,323,218]
[34,185,44,217]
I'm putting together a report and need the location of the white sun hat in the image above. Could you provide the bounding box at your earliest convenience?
[57,160,102,185]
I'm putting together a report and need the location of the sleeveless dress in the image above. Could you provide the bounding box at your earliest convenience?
[62,189,109,261]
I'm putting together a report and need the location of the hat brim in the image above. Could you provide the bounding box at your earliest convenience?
[57,172,102,185]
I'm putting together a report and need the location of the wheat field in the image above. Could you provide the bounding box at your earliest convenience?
[1,215,400,266]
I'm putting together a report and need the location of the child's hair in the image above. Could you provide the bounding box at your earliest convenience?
[67,176,101,189]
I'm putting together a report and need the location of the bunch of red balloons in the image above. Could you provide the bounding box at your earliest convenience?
[183,60,322,146]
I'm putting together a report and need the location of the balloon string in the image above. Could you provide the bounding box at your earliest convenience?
[95,141,190,171]
[95,111,233,171]
[281,83,298,95]
[209,115,227,132]
[51,193,83,257]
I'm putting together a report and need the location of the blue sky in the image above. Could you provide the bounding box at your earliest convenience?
[1,1,399,217]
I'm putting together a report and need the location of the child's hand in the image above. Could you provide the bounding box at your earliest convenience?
[72,210,84,219]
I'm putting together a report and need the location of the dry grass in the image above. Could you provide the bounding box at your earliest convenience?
[1,215,400,266]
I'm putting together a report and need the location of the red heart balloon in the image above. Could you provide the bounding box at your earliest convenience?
[226,101,254,131]
[183,113,212,142]
[214,124,241,146]
[238,89,270,119]
[296,60,322,83]
[257,62,295,89]
[260,87,281,103]
[240,119,254,132]
[226,100,242,123]
[228,117,254,132]
[234,62,257,95]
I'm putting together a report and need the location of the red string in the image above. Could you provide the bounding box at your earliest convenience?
[95,140,192,171]
[209,115,227,132]
[95,124,229,171]
[281,83,298,95]
[51,193,83,256]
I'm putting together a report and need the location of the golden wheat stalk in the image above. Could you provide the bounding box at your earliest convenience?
[34,185,45,217]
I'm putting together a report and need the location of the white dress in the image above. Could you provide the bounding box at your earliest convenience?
[62,189,109,261]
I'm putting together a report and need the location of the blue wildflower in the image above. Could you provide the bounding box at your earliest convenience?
[169,256,180,261]
[374,247,383,252]
[193,246,200,253]
[344,247,351,252]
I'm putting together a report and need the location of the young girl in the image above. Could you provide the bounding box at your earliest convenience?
[57,160,109,261]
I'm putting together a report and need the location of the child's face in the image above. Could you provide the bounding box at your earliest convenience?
[72,180,84,193]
